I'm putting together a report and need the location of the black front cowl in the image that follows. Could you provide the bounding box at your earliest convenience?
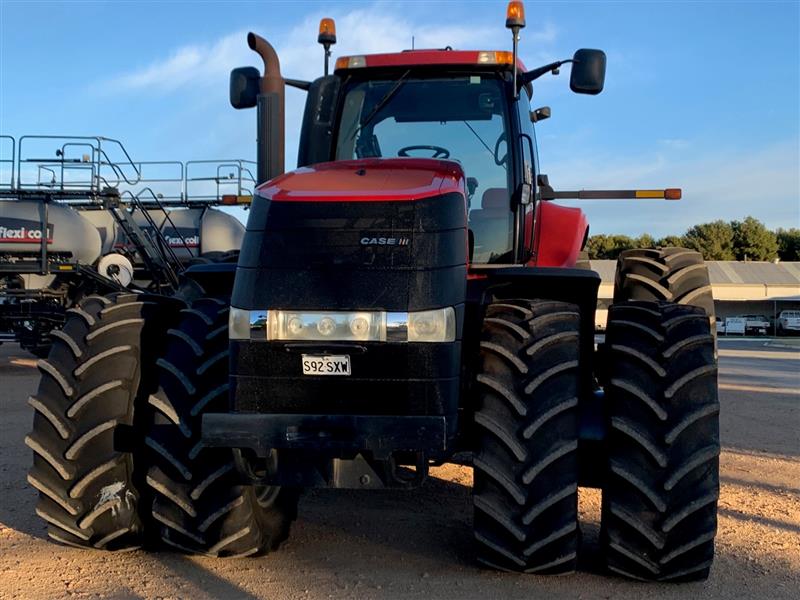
[232,192,468,311]
[229,189,468,449]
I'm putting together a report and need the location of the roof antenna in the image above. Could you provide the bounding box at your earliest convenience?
[412,35,415,50]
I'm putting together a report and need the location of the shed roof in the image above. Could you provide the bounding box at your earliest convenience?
[590,260,800,285]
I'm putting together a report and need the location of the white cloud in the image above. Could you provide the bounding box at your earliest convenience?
[95,3,560,170]
[99,4,558,93]
[103,30,251,92]
[658,138,690,150]
[528,22,559,44]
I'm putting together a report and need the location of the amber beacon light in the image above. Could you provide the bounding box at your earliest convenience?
[318,18,336,44]
[505,1,526,97]
[318,18,337,75]
[505,1,526,29]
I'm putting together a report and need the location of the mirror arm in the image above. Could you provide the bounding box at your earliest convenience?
[284,78,312,91]
[518,59,573,89]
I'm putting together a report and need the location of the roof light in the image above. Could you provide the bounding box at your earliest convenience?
[664,188,682,200]
[477,51,514,65]
[335,55,367,70]
[318,18,336,45]
[506,1,526,29]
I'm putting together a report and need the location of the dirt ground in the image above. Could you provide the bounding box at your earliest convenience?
[0,339,798,600]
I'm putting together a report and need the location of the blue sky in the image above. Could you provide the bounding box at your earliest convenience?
[1,0,798,236]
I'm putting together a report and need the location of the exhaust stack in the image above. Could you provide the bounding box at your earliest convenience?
[247,32,285,184]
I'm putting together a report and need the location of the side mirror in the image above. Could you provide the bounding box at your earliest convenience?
[570,49,606,95]
[230,66,261,109]
[537,173,554,198]
[537,173,550,188]
[531,106,551,123]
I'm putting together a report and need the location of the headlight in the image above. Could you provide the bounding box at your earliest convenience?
[269,311,384,342]
[229,307,456,342]
[407,307,456,342]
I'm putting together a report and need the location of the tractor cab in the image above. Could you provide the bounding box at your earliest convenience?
[331,53,520,263]
[230,19,606,268]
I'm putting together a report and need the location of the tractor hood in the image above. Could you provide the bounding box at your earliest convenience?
[234,158,468,312]
[255,158,465,203]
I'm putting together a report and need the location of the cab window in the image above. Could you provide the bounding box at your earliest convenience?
[335,74,515,263]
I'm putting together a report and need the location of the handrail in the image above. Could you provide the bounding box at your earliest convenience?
[95,146,141,187]
[0,135,15,189]
[121,161,185,203]
[116,189,181,290]
[16,135,142,191]
[134,186,188,270]
[185,159,257,201]
[4,134,255,206]
[37,166,57,188]
[95,136,142,186]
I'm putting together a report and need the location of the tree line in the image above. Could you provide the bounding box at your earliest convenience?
[587,216,800,261]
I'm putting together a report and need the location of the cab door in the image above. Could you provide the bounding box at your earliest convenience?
[513,88,538,262]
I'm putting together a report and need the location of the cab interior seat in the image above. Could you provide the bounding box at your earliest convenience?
[468,187,512,262]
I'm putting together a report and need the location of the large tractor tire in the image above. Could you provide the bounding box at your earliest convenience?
[26,293,179,550]
[614,247,714,318]
[473,299,582,574]
[601,301,719,581]
[145,297,297,556]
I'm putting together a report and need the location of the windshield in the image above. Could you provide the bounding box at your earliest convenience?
[335,74,513,263]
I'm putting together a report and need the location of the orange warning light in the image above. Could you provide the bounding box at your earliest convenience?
[318,18,336,45]
[506,1,526,29]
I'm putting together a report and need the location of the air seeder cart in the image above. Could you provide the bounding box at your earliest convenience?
[0,134,253,355]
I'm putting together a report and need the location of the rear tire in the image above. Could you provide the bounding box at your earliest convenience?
[145,297,297,556]
[473,299,581,574]
[27,293,179,550]
[614,247,714,318]
[601,301,719,581]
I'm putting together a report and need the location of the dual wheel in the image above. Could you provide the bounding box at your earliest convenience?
[27,293,295,554]
[473,248,719,581]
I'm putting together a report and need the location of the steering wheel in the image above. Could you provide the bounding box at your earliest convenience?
[398,145,450,159]
[494,132,507,166]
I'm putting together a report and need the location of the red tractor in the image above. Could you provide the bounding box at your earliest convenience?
[28,1,719,582]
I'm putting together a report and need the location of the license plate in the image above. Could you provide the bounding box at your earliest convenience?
[301,354,351,376]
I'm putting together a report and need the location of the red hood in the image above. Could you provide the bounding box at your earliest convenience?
[257,158,465,202]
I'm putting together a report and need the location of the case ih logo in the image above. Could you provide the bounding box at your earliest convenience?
[360,236,410,246]
[0,218,54,244]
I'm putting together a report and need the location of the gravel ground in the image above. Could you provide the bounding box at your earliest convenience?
[0,339,797,599]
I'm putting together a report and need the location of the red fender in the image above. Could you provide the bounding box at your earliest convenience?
[527,202,588,267]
